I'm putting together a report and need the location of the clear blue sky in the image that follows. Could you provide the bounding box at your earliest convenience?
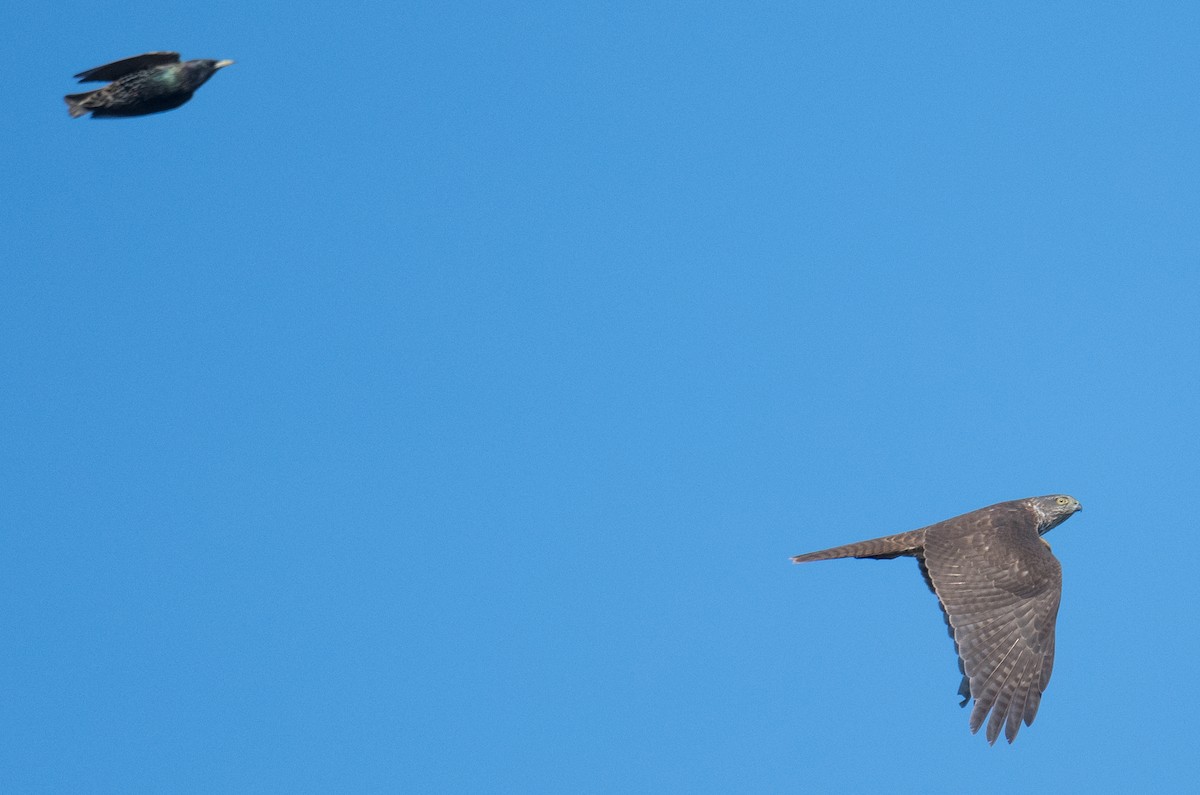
[3,1,1198,791]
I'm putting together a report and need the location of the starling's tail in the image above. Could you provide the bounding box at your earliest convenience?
[64,90,97,118]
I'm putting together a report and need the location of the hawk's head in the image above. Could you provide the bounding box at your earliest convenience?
[1030,494,1082,533]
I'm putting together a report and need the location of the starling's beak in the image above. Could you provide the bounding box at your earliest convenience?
[214,60,234,69]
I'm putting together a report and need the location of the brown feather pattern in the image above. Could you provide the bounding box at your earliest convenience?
[791,495,1080,744]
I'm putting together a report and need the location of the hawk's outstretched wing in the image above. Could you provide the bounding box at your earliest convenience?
[921,512,1062,744]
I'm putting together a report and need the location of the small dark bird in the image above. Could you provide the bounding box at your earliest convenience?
[65,52,233,118]
[791,495,1082,744]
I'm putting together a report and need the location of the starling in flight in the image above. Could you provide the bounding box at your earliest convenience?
[65,52,233,118]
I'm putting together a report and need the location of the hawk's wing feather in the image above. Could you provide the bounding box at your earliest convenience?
[922,518,1062,744]
[1004,651,1035,742]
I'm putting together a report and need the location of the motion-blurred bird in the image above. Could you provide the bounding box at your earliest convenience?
[791,494,1082,744]
[65,52,233,118]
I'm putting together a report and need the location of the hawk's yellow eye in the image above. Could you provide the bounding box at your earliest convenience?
[1056,497,1069,505]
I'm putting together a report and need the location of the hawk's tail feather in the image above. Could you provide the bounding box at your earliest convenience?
[790,529,927,563]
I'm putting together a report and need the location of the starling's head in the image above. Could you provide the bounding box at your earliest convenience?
[181,58,234,89]
[1029,494,1082,533]
[191,58,234,72]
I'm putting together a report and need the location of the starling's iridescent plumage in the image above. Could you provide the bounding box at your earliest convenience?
[65,52,233,118]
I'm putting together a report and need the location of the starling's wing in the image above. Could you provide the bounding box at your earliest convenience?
[922,516,1062,744]
[791,529,926,563]
[74,52,180,82]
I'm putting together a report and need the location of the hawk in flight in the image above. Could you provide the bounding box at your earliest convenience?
[791,494,1082,744]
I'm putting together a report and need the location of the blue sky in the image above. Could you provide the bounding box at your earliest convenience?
[3,1,1198,791]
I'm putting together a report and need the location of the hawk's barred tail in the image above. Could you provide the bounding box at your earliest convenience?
[791,529,927,563]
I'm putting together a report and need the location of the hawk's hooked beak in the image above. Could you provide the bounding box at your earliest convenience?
[214,60,235,69]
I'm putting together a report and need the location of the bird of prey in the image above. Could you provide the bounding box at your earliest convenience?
[791,494,1082,744]
[64,52,233,118]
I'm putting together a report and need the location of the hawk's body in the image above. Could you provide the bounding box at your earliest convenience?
[791,495,1081,744]
[64,52,233,118]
